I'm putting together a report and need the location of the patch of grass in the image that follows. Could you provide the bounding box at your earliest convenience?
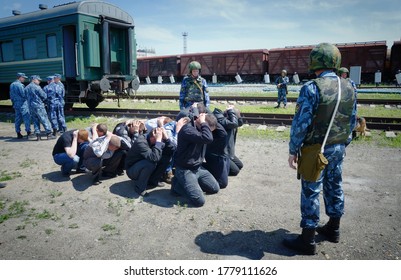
[49,190,63,199]
[107,199,123,217]
[17,235,27,240]
[19,158,37,168]
[45,229,53,235]
[16,225,25,230]
[0,170,22,182]
[101,224,116,231]
[68,223,79,229]
[35,210,57,220]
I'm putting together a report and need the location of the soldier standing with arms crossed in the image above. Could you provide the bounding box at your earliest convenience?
[284,43,357,255]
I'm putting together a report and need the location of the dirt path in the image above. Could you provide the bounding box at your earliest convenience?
[0,122,400,260]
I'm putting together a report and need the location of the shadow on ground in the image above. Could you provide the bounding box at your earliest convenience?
[195,228,297,259]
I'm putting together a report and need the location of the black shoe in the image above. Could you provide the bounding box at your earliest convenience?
[17,132,23,139]
[148,182,165,189]
[75,167,87,174]
[316,223,340,243]
[52,128,58,136]
[36,134,41,141]
[274,105,280,108]
[102,171,117,179]
[283,229,316,255]
[116,170,125,176]
[47,133,56,140]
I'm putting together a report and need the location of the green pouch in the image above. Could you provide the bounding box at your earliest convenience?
[297,144,328,182]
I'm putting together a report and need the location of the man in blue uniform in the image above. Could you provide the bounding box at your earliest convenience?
[284,43,357,255]
[179,61,210,110]
[274,69,289,108]
[25,75,55,140]
[52,73,67,133]
[10,72,31,139]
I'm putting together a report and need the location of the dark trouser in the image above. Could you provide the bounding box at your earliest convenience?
[203,154,229,188]
[172,166,220,207]
[126,154,171,194]
[84,149,125,176]
[229,155,243,176]
[53,142,88,175]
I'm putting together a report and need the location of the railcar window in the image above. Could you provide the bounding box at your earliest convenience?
[0,41,14,62]
[22,38,37,60]
[47,34,57,58]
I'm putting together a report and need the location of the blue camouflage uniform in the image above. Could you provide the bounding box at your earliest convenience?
[289,71,357,229]
[25,78,53,135]
[179,75,210,110]
[10,76,31,135]
[54,74,67,132]
[45,80,67,133]
[275,75,289,107]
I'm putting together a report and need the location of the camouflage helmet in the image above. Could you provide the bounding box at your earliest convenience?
[309,43,341,72]
[338,67,349,74]
[189,61,201,71]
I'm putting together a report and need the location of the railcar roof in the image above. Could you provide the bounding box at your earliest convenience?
[0,0,134,28]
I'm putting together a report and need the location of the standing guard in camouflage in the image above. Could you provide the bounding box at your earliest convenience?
[283,43,357,255]
[44,76,57,136]
[9,73,31,139]
[53,73,67,133]
[179,61,210,110]
[25,75,56,140]
[274,69,289,108]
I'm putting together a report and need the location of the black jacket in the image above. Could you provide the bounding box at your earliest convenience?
[174,122,213,170]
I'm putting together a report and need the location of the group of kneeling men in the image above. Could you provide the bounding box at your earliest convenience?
[51,103,243,207]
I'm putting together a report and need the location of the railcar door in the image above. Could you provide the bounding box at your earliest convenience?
[62,25,77,78]
[110,27,128,75]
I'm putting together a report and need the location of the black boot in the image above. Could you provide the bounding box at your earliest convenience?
[26,131,32,139]
[53,128,58,136]
[316,217,340,243]
[283,228,316,255]
[17,132,23,139]
[274,104,280,108]
[36,134,41,141]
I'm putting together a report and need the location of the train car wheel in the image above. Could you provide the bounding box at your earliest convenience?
[85,99,99,110]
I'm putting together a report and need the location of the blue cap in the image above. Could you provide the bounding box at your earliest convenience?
[17,72,28,78]
[30,75,42,81]
[46,76,54,81]
[53,73,62,78]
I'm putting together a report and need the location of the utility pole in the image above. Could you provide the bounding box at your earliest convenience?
[182,32,188,54]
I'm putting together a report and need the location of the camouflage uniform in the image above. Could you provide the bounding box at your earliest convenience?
[275,74,289,107]
[25,79,53,136]
[179,75,210,110]
[289,71,357,228]
[10,77,31,135]
[45,82,67,133]
[54,76,67,132]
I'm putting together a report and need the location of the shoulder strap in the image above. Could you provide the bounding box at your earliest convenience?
[321,76,341,152]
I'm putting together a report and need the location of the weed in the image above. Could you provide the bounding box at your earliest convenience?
[17,235,27,240]
[0,170,22,182]
[16,225,25,230]
[49,190,63,199]
[19,158,36,168]
[101,224,116,231]
[35,210,55,220]
[68,223,79,229]
[45,229,53,235]
[107,199,123,216]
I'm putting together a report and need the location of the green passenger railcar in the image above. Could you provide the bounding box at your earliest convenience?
[0,0,138,109]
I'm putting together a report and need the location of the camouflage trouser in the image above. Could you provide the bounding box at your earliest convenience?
[14,106,31,133]
[277,88,287,105]
[31,106,52,135]
[300,144,345,228]
[48,104,67,132]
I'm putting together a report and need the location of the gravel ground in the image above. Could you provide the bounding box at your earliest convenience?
[0,120,400,261]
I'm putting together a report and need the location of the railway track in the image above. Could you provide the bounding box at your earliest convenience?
[112,94,401,106]
[67,108,401,131]
[1,105,400,131]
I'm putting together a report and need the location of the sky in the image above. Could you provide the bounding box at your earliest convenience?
[1,0,401,56]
